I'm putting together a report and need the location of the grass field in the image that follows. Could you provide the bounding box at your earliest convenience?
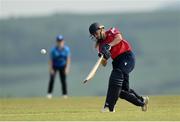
[0,96,180,121]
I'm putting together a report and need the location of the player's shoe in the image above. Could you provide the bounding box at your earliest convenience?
[101,107,115,113]
[47,94,52,99]
[63,95,68,99]
[141,96,149,112]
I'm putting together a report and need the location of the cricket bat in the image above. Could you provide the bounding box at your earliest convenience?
[83,55,104,84]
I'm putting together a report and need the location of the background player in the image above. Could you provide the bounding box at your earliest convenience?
[47,35,71,99]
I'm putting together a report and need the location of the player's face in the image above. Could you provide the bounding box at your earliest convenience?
[57,40,64,48]
[93,29,106,40]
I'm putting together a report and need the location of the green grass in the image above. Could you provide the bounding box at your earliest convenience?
[0,96,180,121]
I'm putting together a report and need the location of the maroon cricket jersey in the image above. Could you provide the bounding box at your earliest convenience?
[99,27,132,59]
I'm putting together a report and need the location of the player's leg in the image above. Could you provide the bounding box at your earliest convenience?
[129,89,144,102]
[103,68,123,112]
[120,73,145,106]
[47,69,57,98]
[123,75,149,111]
[59,67,67,97]
[124,73,144,102]
[120,90,145,106]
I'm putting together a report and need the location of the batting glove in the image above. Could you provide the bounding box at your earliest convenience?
[101,44,111,59]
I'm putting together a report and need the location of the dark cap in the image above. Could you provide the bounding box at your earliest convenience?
[89,22,104,35]
[56,35,64,41]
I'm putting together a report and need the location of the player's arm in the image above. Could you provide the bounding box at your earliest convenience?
[101,34,123,60]
[109,34,123,47]
[49,59,54,74]
[97,45,107,67]
[49,50,55,74]
[65,47,71,74]
[65,56,71,74]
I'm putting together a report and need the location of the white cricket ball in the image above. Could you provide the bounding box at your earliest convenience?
[40,49,47,54]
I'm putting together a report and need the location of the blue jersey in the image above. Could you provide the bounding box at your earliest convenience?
[50,45,70,68]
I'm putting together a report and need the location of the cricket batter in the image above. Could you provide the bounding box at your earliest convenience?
[47,35,71,99]
[89,22,149,112]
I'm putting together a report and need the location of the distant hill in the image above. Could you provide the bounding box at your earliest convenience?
[0,11,179,65]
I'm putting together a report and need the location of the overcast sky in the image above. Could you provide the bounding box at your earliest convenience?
[0,0,178,18]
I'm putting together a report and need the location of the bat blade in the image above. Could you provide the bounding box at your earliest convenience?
[83,55,103,84]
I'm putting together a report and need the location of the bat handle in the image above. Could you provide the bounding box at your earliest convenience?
[83,80,88,84]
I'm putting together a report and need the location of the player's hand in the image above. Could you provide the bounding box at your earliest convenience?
[65,67,69,75]
[101,44,111,59]
[101,58,107,67]
[98,53,107,66]
[50,69,55,75]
